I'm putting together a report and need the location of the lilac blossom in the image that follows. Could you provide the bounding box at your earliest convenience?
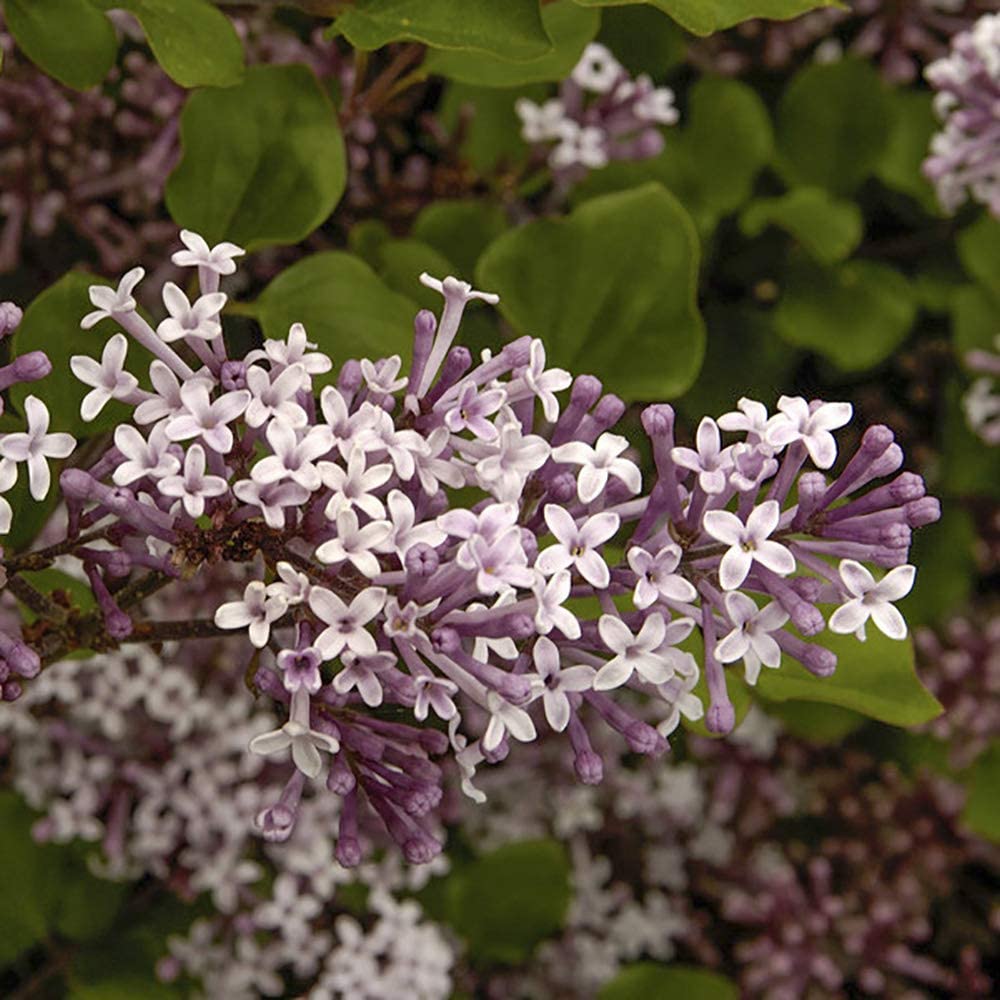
[517,43,679,182]
[925,13,1000,216]
[0,232,939,869]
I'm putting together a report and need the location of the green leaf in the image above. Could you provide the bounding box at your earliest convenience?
[573,77,772,234]
[166,64,345,249]
[952,283,1000,361]
[776,59,891,195]
[573,1,836,36]
[773,259,916,372]
[5,0,116,90]
[957,215,1000,297]
[411,200,508,279]
[898,506,977,629]
[9,271,149,439]
[598,962,738,1000]
[110,0,244,88]
[875,89,941,213]
[0,793,127,967]
[17,568,98,621]
[425,1,599,86]
[446,840,571,963]
[756,619,942,727]
[962,742,1000,842]
[372,238,456,311]
[759,700,865,743]
[336,0,551,59]
[740,188,863,265]
[439,82,544,173]
[477,183,705,400]
[252,252,417,368]
[597,4,688,77]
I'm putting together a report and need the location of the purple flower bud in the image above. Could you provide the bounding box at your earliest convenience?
[624,720,667,755]
[220,360,247,391]
[706,701,736,735]
[430,625,460,655]
[2,681,22,702]
[8,351,52,385]
[338,359,363,395]
[548,471,578,503]
[574,749,604,785]
[592,393,626,430]
[571,374,603,410]
[905,497,941,528]
[403,831,442,864]
[335,835,363,868]
[326,755,356,795]
[405,543,439,578]
[0,633,40,679]
[0,301,23,337]
[482,734,510,764]
[641,403,674,438]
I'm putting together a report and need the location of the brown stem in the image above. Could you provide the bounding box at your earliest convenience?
[5,574,69,624]
[3,528,112,572]
[359,44,425,115]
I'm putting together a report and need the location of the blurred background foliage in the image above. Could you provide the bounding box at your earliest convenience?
[0,0,997,996]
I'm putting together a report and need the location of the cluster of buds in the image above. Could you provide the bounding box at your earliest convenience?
[691,1,991,83]
[0,14,184,275]
[515,43,678,180]
[0,230,938,865]
[924,12,1000,217]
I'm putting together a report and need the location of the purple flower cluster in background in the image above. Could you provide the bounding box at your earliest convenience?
[0,230,940,870]
[961,333,1000,443]
[925,12,1000,216]
[516,43,678,181]
[692,0,996,82]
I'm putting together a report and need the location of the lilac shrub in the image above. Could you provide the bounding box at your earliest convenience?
[925,12,1000,216]
[0,231,940,867]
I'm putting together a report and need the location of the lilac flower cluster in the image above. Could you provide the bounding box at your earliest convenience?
[692,1,994,83]
[1,230,939,868]
[0,14,183,274]
[924,12,1000,216]
[916,612,1000,768]
[455,709,997,999]
[961,333,1000,443]
[515,43,678,179]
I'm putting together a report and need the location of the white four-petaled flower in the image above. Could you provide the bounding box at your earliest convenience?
[0,396,75,500]
[70,333,140,421]
[829,559,916,641]
[702,500,795,591]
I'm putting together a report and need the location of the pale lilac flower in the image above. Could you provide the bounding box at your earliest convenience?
[70,333,140,421]
[634,80,679,125]
[572,42,623,93]
[320,447,392,520]
[717,397,771,439]
[593,613,672,690]
[536,505,620,589]
[381,489,447,559]
[383,596,440,638]
[829,560,916,641]
[133,361,213,426]
[552,432,641,504]
[244,364,308,429]
[0,395,75,499]
[515,98,567,142]
[157,444,228,518]
[715,593,790,685]
[528,636,595,731]
[671,417,734,495]
[551,121,609,169]
[315,507,392,577]
[310,586,386,660]
[251,420,333,491]
[333,651,394,707]
[482,690,537,752]
[628,544,697,609]
[361,356,407,395]
[413,675,458,722]
[469,416,550,502]
[276,647,323,694]
[232,478,310,529]
[266,562,312,607]
[249,689,339,779]
[112,423,180,486]
[521,340,571,422]
[444,381,506,441]
[655,669,705,737]
[80,268,143,329]
[171,230,244,276]
[165,382,250,454]
[765,396,853,469]
[460,529,536,596]
[703,500,795,591]
[532,569,581,639]
[156,283,226,343]
[214,581,288,649]
[248,322,333,381]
